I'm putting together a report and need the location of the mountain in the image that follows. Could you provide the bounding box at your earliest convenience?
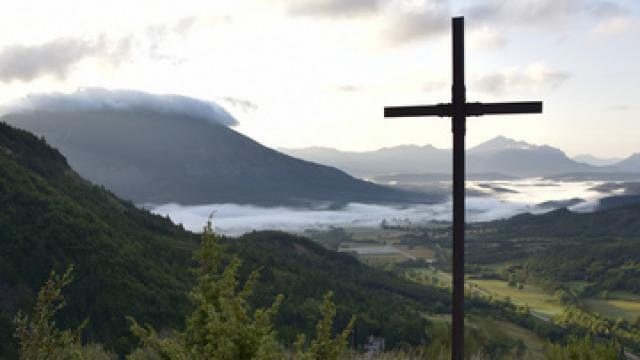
[281,144,450,178]
[2,111,437,206]
[467,135,532,155]
[610,153,640,172]
[0,121,450,356]
[466,136,597,177]
[283,136,599,179]
[572,154,622,167]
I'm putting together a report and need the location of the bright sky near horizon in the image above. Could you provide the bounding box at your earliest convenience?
[0,0,638,158]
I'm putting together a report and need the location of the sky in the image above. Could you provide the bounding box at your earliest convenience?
[0,0,638,158]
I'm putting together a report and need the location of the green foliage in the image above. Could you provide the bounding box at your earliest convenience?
[544,336,622,360]
[0,122,194,355]
[293,292,355,360]
[13,267,84,360]
[553,306,640,353]
[128,219,285,359]
[0,122,450,356]
[526,240,640,294]
[226,231,449,348]
[126,219,356,360]
[493,206,640,239]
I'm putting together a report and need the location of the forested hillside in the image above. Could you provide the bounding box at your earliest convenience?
[0,121,196,355]
[490,205,640,239]
[0,122,450,357]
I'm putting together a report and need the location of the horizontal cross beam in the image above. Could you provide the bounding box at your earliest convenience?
[384,104,451,117]
[384,101,543,118]
[466,102,543,116]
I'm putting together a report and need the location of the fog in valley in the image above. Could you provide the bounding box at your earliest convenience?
[151,179,607,235]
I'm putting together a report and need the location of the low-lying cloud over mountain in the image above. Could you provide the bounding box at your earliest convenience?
[2,88,436,206]
[2,88,238,127]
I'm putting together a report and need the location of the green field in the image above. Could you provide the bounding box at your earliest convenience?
[412,268,452,288]
[396,244,436,260]
[584,298,640,322]
[469,279,563,319]
[426,314,546,359]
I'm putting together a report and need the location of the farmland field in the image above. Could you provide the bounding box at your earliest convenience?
[584,297,640,322]
[468,279,563,319]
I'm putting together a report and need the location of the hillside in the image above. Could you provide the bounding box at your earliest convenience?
[466,203,640,302]
[490,204,640,239]
[0,122,449,356]
[0,121,196,355]
[225,231,450,346]
[611,153,640,172]
[2,110,437,206]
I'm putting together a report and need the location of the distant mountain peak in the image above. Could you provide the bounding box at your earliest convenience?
[612,153,640,172]
[470,136,535,154]
[572,154,623,167]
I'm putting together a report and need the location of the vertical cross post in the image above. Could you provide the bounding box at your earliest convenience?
[451,16,465,360]
[383,16,542,360]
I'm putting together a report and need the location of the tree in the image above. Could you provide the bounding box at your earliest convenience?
[128,219,284,359]
[128,219,355,360]
[14,266,85,360]
[292,292,355,360]
[544,336,621,360]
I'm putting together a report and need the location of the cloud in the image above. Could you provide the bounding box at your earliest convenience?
[173,16,199,36]
[590,1,629,17]
[422,80,447,92]
[473,64,570,95]
[219,97,259,113]
[0,14,219,82]
[467,0,580,27]
[283,0,450,45]
[469,26,507,50]
[148,180,607,235]
[466,0,632,30]
[144,15,231,65]
[382,1,450,45]
[592,16,635,36]
[336,85,362,92]
[608,104,631,111]
[2,88,238,127]
[148,197,551,235]
[284,0,380,17]
[0,36,131,83]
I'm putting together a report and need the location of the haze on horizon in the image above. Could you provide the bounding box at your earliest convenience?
[0,0,638,158]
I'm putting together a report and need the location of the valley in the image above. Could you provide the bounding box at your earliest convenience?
[301,217,640,356]
[2,117,640,358]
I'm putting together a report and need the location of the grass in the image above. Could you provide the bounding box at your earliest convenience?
[395,244,436,260]
[608,291,640,301]
[414,268,452,288]
[468,279,563,318]
[469,315,546,359]
[425,314,546,359]
[564,280,590,294]
[584,298,640,322]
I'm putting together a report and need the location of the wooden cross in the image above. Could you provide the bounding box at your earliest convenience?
[384,17,542,360]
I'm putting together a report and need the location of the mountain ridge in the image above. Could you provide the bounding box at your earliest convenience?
[2,111,439,206]
[282,136,638,179]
